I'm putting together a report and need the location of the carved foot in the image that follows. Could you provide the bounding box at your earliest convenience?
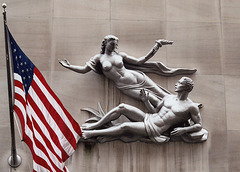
[82,123,98,130]
[82,130,95,139]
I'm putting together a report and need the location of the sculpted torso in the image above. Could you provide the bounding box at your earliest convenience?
[152,95,193,132]
[99,53,144,87]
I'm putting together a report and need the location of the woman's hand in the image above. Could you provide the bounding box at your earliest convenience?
[58,59,71,68]
[155,39,173,47]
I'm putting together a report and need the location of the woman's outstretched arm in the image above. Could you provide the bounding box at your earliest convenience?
[120,39,173,65]
[58,58,92,73]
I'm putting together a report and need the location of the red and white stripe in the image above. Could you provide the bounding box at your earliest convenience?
[14,67,81,172]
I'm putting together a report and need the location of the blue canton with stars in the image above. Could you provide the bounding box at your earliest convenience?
[8,28,35,95]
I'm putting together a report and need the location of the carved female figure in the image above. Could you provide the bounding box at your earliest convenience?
[59,35,196,107]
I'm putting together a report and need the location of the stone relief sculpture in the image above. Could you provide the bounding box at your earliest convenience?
[59,35,197,108]
[59,36,207,143]
[80,77,208,143]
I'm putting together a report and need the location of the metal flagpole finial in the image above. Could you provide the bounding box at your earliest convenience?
[2,3,7,11]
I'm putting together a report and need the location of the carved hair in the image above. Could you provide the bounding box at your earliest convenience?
[100,35,119,54]
[181,77,194,92]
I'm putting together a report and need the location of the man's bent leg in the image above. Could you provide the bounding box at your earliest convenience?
[82,103,146,130]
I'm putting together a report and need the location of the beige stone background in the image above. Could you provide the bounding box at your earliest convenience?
[0,0,240,172]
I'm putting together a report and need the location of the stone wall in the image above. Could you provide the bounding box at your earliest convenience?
[0,0,240,171]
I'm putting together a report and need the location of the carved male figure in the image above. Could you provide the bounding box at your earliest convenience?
[82,77,202,143]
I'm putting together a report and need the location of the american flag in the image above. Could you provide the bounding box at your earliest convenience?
[8,27,82,172]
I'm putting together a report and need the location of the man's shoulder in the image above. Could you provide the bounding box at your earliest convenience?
[188,102,200,113]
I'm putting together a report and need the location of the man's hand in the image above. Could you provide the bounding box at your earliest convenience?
[170,127,186,136]
[140,89,149,102]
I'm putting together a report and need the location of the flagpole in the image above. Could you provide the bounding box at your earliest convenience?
[2,3,22,168]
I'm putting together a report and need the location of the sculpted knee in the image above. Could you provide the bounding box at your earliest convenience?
[117,103,127,112]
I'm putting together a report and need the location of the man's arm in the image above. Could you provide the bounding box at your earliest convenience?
[140,89,164,113]
[171,105,202,136]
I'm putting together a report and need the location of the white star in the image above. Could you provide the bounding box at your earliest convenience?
[13,49,16,53]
